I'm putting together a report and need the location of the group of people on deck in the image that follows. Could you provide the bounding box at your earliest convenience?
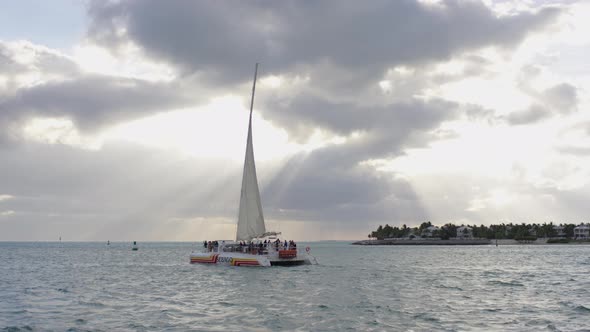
[202,239,297,254]
[204,240,219,252]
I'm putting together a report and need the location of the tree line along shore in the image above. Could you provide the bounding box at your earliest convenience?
[364,221,590,243]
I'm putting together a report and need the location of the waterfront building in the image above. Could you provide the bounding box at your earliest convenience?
[552,225,566,238]
[422,225,440,238]
[528,227,537,237]
[456,226,473,239]
[574,224,590,239]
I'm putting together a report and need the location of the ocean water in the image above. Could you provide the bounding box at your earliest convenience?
[1,241,589,331]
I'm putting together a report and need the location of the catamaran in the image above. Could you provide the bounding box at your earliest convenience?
[190,64,317,267]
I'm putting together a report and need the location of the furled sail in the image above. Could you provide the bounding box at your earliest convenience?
[236,64,267,241]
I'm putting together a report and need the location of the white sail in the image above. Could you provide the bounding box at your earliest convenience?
[236,64,266,241]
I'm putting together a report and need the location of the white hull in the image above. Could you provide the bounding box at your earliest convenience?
[190,248,316,267]
[190,252,271,267]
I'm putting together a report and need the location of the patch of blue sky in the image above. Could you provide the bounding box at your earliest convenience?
[0,0,87,49]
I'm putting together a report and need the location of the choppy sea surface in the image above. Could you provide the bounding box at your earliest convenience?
[1,241,589,331]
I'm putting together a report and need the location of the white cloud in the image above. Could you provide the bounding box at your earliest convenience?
[73,42,177,82]
[22,117,102,149]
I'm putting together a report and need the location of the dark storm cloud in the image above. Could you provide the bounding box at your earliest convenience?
[259,98,459,223]
[0,75,195,133]
[262,148,428,223]
[87,0,560,85]
[260,93,457,147]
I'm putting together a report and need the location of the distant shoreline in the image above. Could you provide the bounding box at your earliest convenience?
[352,239,492,245]
[352,239,590,245]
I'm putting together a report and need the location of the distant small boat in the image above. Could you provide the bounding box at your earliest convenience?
[107,240,110,246]
[132,241,138,251]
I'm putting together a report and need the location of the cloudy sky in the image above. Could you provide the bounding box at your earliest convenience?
[1,0,589,241]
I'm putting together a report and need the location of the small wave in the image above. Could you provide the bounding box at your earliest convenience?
[437,284,463,291]
[526,318,552,326]
[502,319,519,325]
[57,288,69,293]
[413,313,440,323]
[78,301,105,308]
[2,326,34,332]
[7,310,27,315]
[218,301,236,307]
[558,300,590,313]
[367,319,379,326]
[488,280,524,287]
[127,323,148,330]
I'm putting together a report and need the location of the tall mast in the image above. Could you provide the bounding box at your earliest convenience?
[236,63,266,242]
[249,63,259,121]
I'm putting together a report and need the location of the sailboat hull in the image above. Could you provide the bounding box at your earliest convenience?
[190,252,271,267]
[190,250,315,267]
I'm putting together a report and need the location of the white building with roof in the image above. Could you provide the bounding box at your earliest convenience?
[574,224,589,240]
[456,226,473,239]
